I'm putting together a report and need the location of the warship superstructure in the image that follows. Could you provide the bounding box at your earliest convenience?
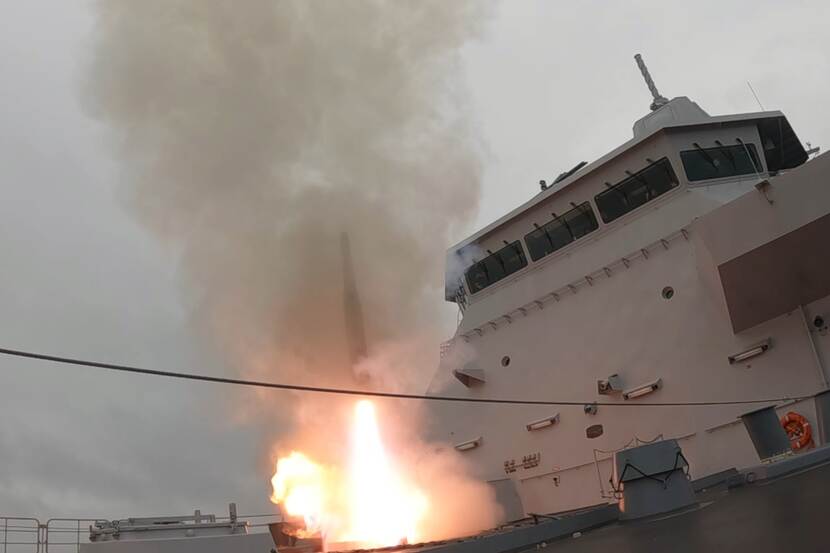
[429,54,828,518]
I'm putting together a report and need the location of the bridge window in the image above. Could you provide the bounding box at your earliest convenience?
[524,202,598,262]
[465,241,528,294]
[594,157,678,223]
[680,143,760,182]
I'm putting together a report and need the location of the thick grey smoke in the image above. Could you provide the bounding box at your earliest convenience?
[87,1,485,389]
[86,0,499,539]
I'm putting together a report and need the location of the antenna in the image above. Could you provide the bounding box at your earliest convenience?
[746,81,765,111]
[634,54,669,111]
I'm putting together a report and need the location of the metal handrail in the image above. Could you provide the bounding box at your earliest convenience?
[0,516,41,553]
[2,512,281,553]
[45,519,112,553]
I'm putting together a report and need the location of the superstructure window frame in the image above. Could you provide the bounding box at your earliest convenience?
[594,157,679,224]
[524,202,599,262]
[464,240,528,294]
[680,143,761,182]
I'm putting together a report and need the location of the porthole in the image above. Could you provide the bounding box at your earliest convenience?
[501,356,511,367]
[661,286,675,300]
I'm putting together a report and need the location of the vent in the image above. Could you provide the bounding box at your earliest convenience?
[453,366,486,387]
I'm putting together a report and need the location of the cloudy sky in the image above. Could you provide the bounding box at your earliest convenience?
[1,0,828,521]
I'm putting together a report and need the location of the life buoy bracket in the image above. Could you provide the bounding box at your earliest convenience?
[781,411,813,451]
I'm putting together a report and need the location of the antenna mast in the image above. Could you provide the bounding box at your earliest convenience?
[634,54,669,111]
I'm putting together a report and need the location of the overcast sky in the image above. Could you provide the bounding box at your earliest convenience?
[1,0,828,520]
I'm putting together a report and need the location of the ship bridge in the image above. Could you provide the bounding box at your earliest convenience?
[444,96,808,314]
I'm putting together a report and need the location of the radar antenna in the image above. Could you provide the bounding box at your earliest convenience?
[634,54,669,111]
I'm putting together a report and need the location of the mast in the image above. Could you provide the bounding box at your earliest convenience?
[634,53,669,111]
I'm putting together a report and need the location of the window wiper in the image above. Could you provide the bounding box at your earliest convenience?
[715,140,740,169]
[494,243,509,272]
[625,169,652,200]
[475,259,490,283]
[512,242,525,261]
[568,202,593,238]
[649,158,676,184]
[693,142,719,170]
[495,255,506,272]
[605,181,629,205]
[572,202,591,215]
[534,222,555,250]
[552,212,575,240]
[736,138,761,173]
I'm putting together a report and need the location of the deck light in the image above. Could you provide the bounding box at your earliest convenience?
[454,437,482,452]
[728,339,771,364]
[526,414,560,432]
[622,378,662,400]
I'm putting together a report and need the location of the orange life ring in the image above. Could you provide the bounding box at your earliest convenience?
[780,411,813,450]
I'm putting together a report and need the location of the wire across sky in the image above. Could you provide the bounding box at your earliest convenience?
[0,346,809,408]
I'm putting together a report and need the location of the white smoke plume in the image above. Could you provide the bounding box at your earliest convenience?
[86,0,500,539]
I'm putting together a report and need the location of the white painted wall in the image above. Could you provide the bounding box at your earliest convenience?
[429,152,829,516]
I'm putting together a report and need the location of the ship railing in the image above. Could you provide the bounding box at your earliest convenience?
[212,512,282,530]
[0,517,41,553]
[2,513,282,552]
[43,519,109,553]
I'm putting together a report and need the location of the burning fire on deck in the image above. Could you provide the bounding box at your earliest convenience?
[271,400,429,548]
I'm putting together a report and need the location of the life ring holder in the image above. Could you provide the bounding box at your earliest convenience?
[780,411,813,450]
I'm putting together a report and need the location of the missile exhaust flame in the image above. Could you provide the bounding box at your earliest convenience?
[270,400,428,548]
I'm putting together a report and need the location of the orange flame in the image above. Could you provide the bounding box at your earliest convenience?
[270,400,428,547]
[270,451,329,534]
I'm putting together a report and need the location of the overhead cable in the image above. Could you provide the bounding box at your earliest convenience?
[0,346,808,408]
